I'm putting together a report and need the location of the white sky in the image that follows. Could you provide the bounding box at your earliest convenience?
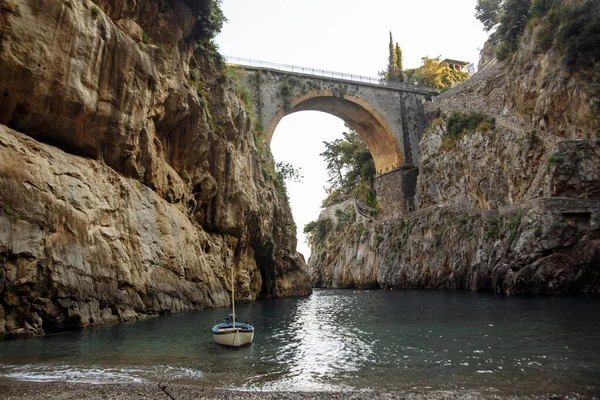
[216,0,489,258]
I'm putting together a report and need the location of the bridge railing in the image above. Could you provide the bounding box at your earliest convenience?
[225,56,434,92]
[354,198,378,221]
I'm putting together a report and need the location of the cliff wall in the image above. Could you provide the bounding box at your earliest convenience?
[0,0,310,339]
[308,0,600,292]
[417,120,600,210]
[310,198,600,294]
[309,119,600,292]
[309,116,600,294]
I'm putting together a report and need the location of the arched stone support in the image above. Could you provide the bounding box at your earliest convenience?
[234,65,434,216]
[265,90,403,173]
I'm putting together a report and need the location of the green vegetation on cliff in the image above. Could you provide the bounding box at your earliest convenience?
[404,57,469,90]
[196,0,227,43]
[320,128,376,208]
[447,112,496,136]
[476,0,600,69]
[426,111,497,151]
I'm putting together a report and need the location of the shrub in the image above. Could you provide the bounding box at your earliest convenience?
[447,112,495,136]
[556,1,600,71]
[424,116,444,135]
[495,42,512,61]
[195,0,227,42]
[547,152,565,164]
[530,0,555,18]
[508,212,522,244]
[525,130,542,147]
[536,9,561,51]
[304,218,333,242]
[142,31,152,45]
[279,84,292,110]
[485,215,503,238]
[476,120,494,134]
[194,40,225,69]
[91,6,100,18]
[439,134,458,152]
[438,112,494,152]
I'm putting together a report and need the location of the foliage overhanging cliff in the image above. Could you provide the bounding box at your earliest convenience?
[0,0,310,339]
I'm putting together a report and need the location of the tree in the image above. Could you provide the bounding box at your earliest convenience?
[405,56,469,90]
[475,0,503,31]
[411,56,447,88]
[380,32,404,83]
[395,43,404,82]
[321,141,347,193]
[475,0,532,60]
[387,32,399,81]
[495,0,531,60]
[320,127,376,208]
[275,162,303,183]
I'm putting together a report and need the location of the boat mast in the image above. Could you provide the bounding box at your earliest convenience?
[231,264,236,327]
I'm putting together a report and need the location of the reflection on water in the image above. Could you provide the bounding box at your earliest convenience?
[0,289,599,395]
[250,292,374,390]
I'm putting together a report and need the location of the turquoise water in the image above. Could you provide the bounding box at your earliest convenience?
[0,289,599,395]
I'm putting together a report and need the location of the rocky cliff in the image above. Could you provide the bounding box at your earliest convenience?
[309,133,600,292]
[308,0,600,293]
[0,0,310,339]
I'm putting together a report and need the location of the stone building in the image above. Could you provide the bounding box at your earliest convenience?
[441,58,470,72]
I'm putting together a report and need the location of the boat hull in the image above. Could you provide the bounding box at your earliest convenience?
[212,322,254,347]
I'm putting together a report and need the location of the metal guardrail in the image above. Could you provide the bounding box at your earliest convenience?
[354,198,378,220]
[225,56,434,92]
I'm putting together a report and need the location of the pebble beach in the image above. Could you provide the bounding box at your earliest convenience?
[0,379,595,400]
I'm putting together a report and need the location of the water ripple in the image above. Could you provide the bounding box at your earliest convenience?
[0,289,599,395]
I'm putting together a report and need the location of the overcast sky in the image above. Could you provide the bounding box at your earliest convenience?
[216,0,489,258]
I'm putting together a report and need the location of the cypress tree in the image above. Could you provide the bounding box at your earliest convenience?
[394,43,404,82]
[388,32,398,81]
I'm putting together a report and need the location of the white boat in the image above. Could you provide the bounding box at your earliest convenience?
[212,315,254,347]
[211,266,254,347]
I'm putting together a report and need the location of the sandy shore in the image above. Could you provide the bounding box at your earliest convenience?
[0,379,595,400]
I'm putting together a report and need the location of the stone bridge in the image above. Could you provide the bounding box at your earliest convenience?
[228,57,438,217]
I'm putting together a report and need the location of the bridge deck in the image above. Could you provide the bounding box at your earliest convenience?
[225,56,438,96]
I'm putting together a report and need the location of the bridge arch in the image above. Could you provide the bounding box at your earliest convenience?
[233,62,434,217]
[264,90,403,173]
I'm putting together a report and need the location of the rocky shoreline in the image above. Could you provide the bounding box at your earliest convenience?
[0,379,594,400]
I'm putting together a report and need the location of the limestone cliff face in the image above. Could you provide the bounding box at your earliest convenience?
[308,201,379,289]
[308,4,600,292]
[309,121,600,293]
[310,198,600,294]
[309,122,600,292]
[0,0,310,339]
[505,17,599,138]
[452,2,599,139]
[417,121,600,210]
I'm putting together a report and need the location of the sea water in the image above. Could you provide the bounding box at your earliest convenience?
[0,289,599,396]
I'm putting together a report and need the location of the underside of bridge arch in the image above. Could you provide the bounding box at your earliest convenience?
[265,90,403,173]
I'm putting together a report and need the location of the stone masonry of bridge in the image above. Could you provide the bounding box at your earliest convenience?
[232,63,437,217]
